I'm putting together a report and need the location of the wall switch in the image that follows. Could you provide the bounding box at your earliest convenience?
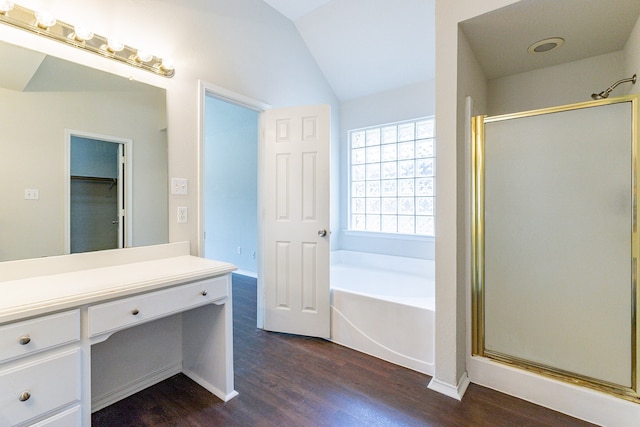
[177,207,188,223]
[171,178,188,195]
[24,189,39,200]
[236,246,242,255]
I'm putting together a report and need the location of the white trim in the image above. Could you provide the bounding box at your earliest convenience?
[65,129,133,254]
[343,229,435,242]
[197,81,270,328]
[196,81,270,259]
[427,372,470,401]
[468,356,640,426]
[183,368,239,402]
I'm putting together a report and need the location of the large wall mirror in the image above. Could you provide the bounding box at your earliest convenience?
[0,40,168,262]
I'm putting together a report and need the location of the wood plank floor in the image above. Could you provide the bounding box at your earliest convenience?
[92,274,595,426]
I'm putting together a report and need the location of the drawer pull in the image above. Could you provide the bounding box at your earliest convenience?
[18,391,31,402]
[131,309,140,316]
[201,290,208,296]
[18,335,31,345]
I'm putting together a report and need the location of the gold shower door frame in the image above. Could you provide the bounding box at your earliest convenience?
[471,94,640,402]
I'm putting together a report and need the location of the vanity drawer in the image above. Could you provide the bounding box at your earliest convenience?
[88,275,229,337]
[0,349,81,427]
[0,310,80,364]
[29,405,81,427]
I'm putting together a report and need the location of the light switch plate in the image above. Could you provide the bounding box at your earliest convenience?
[171,178,188,195]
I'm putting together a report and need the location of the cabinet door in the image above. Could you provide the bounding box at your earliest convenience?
[0,349,80,426]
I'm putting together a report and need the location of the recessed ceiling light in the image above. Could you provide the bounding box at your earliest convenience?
[527,37,564,54]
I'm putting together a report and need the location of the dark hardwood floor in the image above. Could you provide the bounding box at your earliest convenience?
[93,274,594,426]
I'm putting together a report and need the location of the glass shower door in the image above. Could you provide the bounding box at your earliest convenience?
[472,95,639,401]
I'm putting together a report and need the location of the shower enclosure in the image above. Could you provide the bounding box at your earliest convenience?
[471,94,640,402]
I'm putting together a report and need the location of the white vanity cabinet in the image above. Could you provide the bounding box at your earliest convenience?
[88,275,229,338]
[0,242,237,427]
[0,311,81,427]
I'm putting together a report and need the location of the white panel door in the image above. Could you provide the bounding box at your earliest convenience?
[263,104,330,338]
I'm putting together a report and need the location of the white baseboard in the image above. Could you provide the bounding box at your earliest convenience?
[91,362,182,412]
[183,368,239,402]
[427,372,470,401]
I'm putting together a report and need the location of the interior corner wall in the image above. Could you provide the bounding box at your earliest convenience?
[624,14,640,94]
[204,96,258,274]
[456,26,488,385]
[338,80,436,259]
[487,51,625,116]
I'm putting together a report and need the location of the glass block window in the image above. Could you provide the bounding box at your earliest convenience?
[349,117,435,236]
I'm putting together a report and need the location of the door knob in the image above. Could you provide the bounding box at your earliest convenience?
[318,229,327,237]
[112,220,119,224]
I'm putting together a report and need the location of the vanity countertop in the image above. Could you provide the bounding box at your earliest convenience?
[0,253,236,325]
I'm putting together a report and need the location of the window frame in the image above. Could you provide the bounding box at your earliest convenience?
[347,116,435,238]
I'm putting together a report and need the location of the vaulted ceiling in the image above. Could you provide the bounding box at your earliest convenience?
[263,0,436,101]
[265,0,640,102]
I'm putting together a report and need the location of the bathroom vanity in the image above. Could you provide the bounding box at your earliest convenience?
[0,242,237,426]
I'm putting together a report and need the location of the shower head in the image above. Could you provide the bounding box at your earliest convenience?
[591,74,637,100]
[591,91,609,100]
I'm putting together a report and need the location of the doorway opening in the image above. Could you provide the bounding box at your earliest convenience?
[202,95,259,276]
[66,130,132,254]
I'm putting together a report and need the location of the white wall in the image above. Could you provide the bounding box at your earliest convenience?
[488,51,625,115]
[433,0,517,399]
[338,80,436,259]
[624,14,640,95]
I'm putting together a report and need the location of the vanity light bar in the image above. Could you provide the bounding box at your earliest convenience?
[0,3,175,78]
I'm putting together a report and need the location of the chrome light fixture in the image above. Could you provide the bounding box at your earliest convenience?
[0,2,175,78]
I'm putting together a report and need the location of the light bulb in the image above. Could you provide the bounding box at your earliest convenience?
[0,0,14,14]
[160,57,174,71]
[35,10,56,29]
[70,24,94,42]
[106,38,124,52]
[130,49,153,63]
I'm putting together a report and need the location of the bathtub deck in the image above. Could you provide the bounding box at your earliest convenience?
[331,264,435,310]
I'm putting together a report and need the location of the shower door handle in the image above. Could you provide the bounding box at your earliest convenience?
[318,229,327,237]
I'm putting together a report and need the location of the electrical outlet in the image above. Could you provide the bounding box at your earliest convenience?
[177,207,188,223]
[236,246,242,255]
[24,189,39,200]
[171,178,188,195]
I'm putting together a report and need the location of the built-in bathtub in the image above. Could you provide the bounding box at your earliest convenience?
[330,250,435,375]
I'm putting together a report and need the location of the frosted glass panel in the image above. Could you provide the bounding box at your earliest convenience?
[483,102,633,387]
